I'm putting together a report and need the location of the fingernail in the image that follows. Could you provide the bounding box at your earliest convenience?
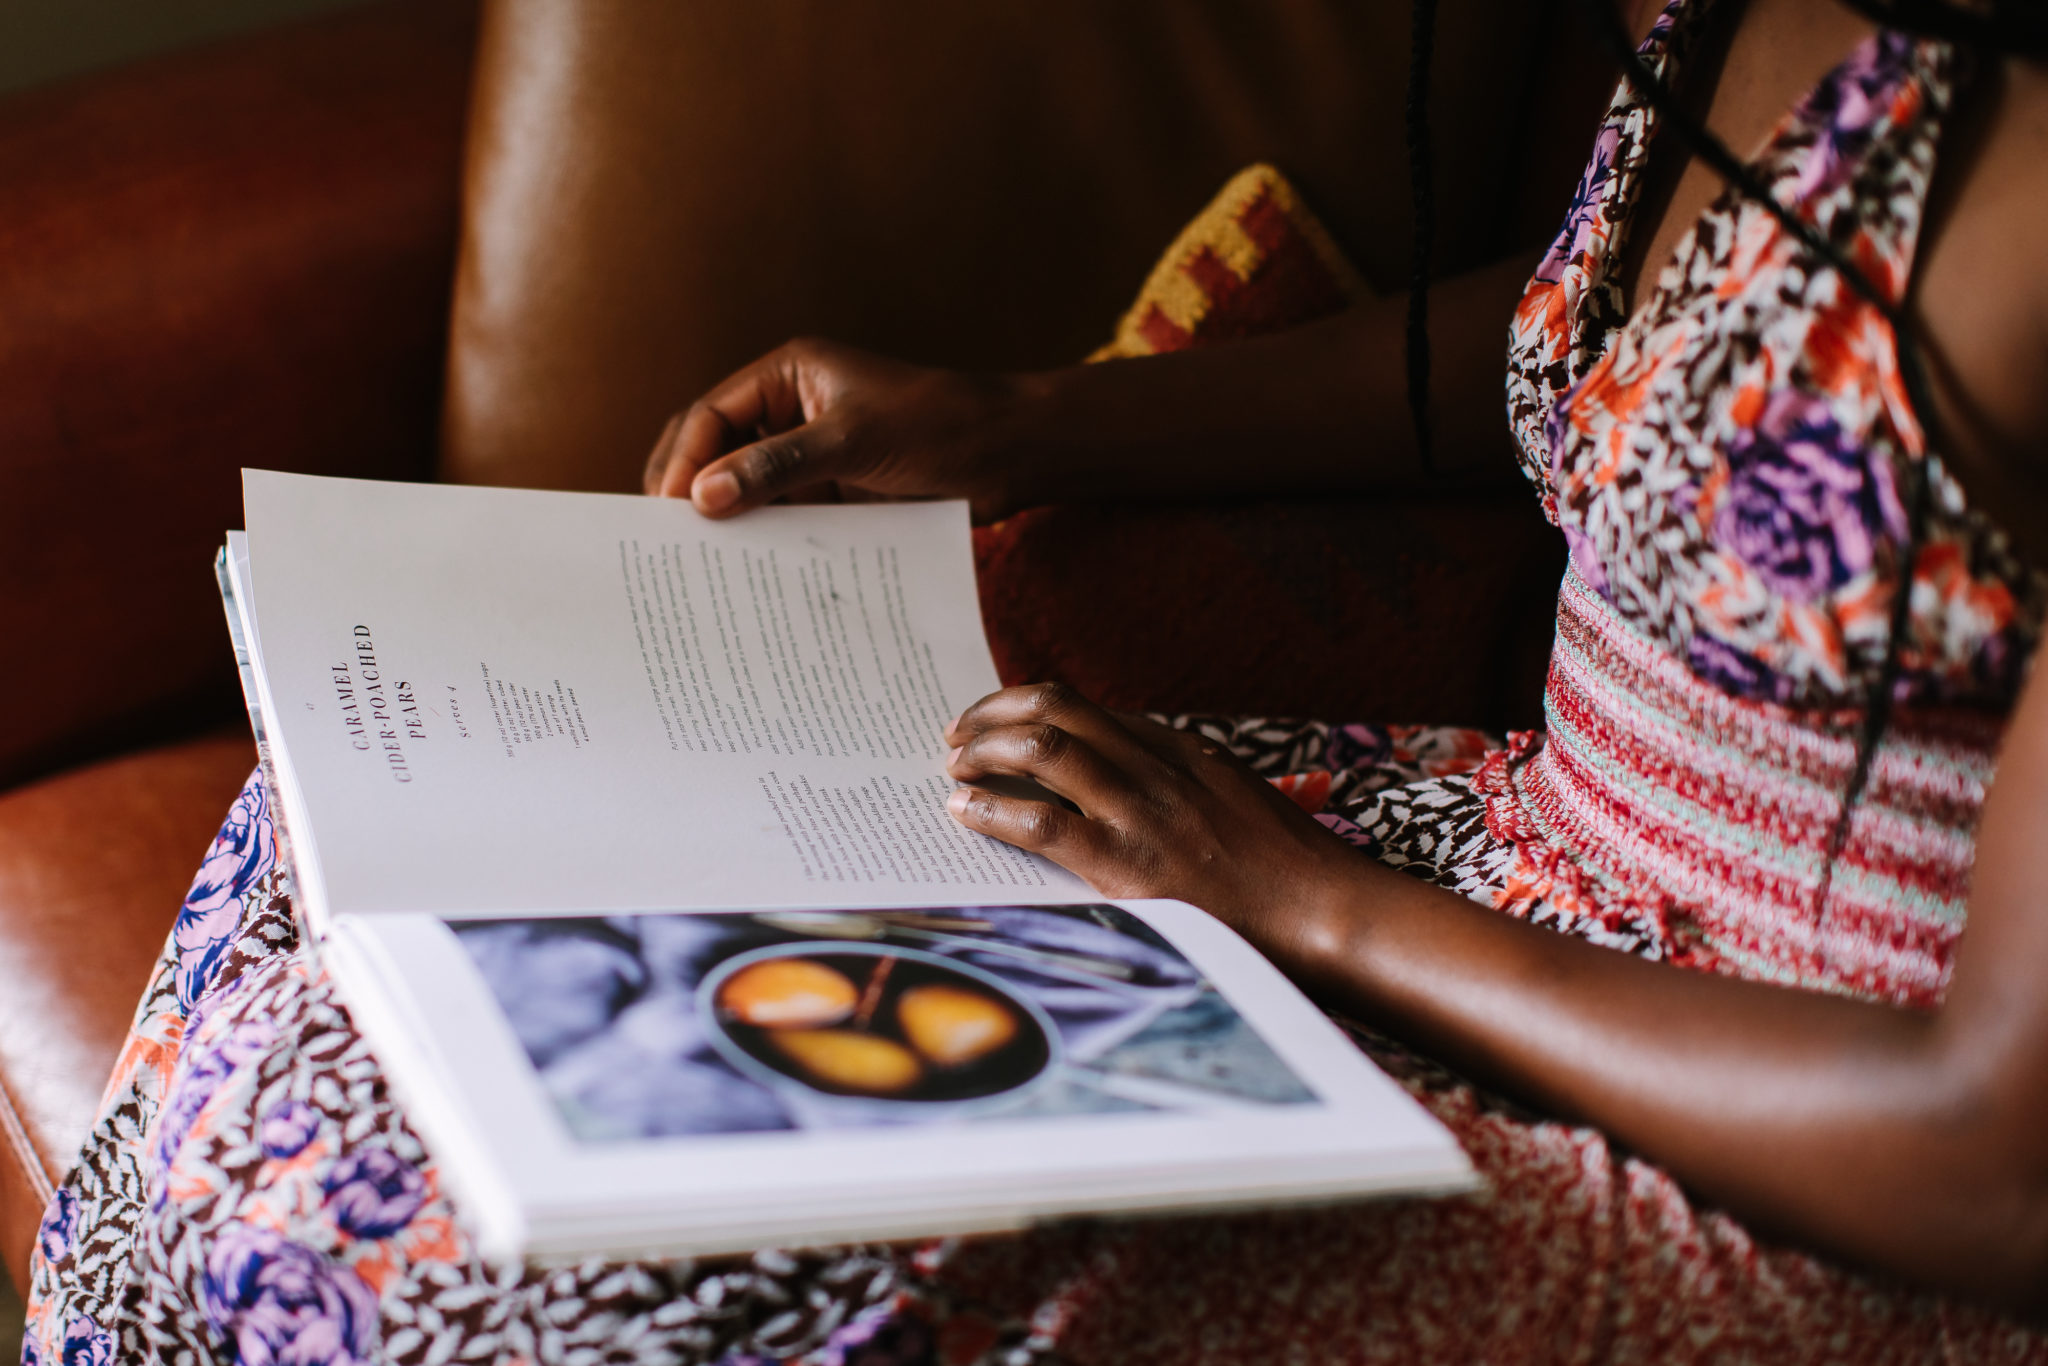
[946,745,962,768]
[947,788,971,816]
[696,471,739,513]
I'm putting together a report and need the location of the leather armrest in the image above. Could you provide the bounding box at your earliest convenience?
[0,0,477,790]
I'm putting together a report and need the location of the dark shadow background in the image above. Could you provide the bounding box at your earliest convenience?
[0,0,371,95]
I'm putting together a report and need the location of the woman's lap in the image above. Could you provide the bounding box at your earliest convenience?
[25,722,2028,1365]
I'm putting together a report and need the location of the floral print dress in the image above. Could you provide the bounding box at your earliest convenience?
[24,1,2048,1362]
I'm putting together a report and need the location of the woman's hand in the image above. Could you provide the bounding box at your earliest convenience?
[644,255,1544,521]
[643,338,1028,521]
[942,683,1369,966]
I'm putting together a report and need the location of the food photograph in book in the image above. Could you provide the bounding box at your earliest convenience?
[451,905,1320,1139]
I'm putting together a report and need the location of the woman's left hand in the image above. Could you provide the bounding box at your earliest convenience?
[942,684,1367,963]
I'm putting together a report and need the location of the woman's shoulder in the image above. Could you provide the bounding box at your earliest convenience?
[1985,57,2048,357]
[2001,56,2048,391]
[1913,49,2048,567]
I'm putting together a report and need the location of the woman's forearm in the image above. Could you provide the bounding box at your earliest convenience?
[938,676,2048,1311]
[647,249,1545,519]
[1271,857,2046,1311]
[992,250,1542,510]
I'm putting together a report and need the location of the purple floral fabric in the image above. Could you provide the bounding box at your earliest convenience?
[1791,30,1917,205]
[201,1226,381,1366]
[1534,124,1622,291]
[320,1149,427,1240]
[35,1191,76,1266]
[152,1016,275,1200]
[174,779,276,1011]
[54,1317,112,1366]
[1706,388,1907,603]
[1684,630,1793,703]
[261,1100,322,1160]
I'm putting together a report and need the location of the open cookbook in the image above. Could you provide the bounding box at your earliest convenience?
[216,470,1475,1262]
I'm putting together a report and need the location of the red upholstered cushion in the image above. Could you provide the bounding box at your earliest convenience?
[973,167,1558,726]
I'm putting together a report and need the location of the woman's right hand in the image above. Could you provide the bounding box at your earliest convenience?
[643,338,1029,521]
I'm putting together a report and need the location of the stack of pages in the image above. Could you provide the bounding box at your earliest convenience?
[219,470,1473,1262]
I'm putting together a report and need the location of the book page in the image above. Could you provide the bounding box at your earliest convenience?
[241,471,1091,917]
[331,900,1472,1260]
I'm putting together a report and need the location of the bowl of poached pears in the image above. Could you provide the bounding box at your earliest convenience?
[701,942,1056,1111]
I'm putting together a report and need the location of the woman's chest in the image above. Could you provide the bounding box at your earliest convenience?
[1531,21,2044,710]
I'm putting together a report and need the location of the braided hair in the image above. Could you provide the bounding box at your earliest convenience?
[1399,0,2043,919]
[1404,0,1439,478]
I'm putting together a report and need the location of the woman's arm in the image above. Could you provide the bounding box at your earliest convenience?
[938,674,2048,1315]
[643,251,1539,520]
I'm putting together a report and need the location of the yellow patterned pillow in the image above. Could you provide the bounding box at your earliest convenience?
[1089,163,1369,362]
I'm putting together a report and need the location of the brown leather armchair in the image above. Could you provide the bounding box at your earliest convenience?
[0,0,1599,1292]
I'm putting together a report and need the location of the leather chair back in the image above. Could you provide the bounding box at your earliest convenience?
[442,0,1607,493]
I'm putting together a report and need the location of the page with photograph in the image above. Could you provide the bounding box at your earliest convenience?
[237,471,1092,920]
[456,903,1321,1140]
[331,900,1474,1260]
